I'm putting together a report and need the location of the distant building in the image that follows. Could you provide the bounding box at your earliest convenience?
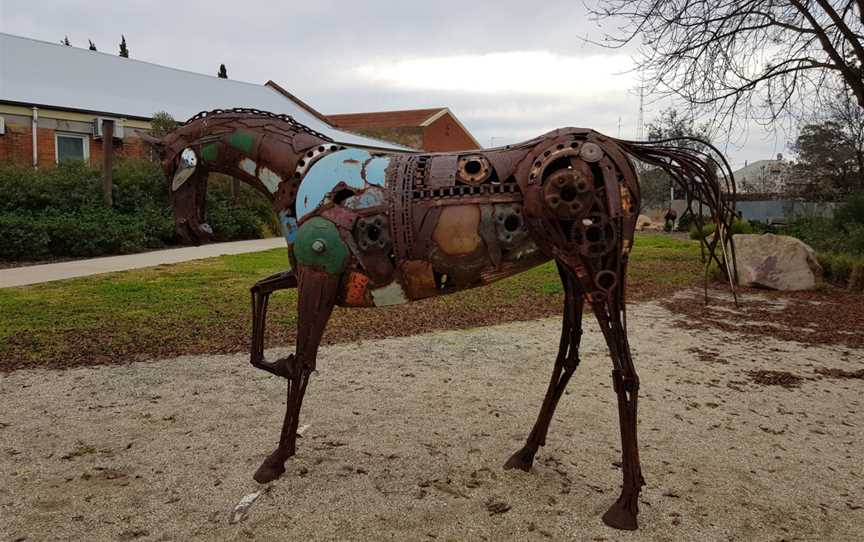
[0,33,406,168]
[327,108,481,152]
[733,154,790,194]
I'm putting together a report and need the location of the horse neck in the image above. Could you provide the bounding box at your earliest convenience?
[188,127,328,215]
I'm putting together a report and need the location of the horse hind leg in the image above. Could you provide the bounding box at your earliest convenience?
[504,262,585,471]
[253,267,340,483]
[592,297,644,531]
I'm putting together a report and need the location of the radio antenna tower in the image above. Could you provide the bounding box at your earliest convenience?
[636,68,645,140]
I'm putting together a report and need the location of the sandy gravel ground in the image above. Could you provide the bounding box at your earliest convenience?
[1,292,862,541]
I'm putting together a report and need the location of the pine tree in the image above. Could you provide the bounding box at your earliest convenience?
[88,40,97,51]
[119,35,129,58]
[61,36,71,46]
[218,64,228,79]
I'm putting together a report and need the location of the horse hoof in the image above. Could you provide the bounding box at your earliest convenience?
[601,500,639,531]
[253,452,286,483]
[503,447,535,472]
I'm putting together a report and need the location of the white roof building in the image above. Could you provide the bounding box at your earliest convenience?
[0,32,407,152]
[732,155,789,194]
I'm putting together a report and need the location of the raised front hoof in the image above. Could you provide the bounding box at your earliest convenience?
[253,451,287,484]
[602,499,639,531]
[252,354,295,379]
[503,447,535,472]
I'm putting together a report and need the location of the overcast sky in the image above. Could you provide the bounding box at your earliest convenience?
[0,0,793,169]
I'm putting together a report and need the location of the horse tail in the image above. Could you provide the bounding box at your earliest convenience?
[613,136,739,304]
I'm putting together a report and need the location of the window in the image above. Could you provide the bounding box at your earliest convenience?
[55,132,90,162]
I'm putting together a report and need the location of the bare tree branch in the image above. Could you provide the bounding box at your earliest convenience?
[590,0,864,129]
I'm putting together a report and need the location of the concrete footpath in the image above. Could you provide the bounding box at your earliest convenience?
[0,237,285,288]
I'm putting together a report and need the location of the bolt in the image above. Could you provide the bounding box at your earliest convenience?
[311,240,326,253]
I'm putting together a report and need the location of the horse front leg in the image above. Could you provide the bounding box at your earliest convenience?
[253,267,340,483]
[250,270,299,378]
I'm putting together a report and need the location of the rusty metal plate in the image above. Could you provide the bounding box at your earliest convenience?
[427,155,458,188]
[433,205,482,256]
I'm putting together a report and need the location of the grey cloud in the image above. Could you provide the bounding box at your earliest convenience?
[1,0,783,167]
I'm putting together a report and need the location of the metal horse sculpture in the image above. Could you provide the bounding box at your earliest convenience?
[150,109,737,530]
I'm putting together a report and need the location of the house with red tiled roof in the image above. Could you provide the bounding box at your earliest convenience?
[326,108,481,152]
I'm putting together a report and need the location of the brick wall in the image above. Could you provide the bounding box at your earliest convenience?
[338,126,425,150]
[0,121,34,164]
[423,114,481,152]
[90,136,148,164]
[36,127,55,165]
[0,119,148,167]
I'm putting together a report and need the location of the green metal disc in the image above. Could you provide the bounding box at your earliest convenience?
[293,217,348,274]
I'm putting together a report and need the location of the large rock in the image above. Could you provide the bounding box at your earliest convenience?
[734,234,822,290]
[636,214,663,232]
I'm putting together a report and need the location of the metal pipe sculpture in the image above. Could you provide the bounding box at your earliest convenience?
[150,109,737,531]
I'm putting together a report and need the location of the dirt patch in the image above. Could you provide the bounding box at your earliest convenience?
[747,369,804,388]
[686,347,729,365]
[663,285,864,350]
[1,300,862,541]
[815,367,864,380]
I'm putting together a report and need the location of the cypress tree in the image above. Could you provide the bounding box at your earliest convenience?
[119,35,129,58]
[218,64,228,79]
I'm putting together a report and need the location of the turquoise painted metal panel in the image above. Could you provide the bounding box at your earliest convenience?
[297,149,369,219]
[363,156,390,185]
[343,186,386,210]
[296,150,391,219]
[279,211,298,243]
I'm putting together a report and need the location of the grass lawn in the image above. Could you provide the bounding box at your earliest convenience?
[0,234,704,371]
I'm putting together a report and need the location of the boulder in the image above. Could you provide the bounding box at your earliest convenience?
[734,234,822,291]
[636,214,663,232]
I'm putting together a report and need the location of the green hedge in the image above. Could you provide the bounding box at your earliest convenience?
[688,218,753,240]
[791,194,864,290]
[817,252,864,291]
[0,160,277,261]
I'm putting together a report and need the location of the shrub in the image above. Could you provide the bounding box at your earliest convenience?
[0,160,276,261]
[834,192,864,227]
[849,262,864,291]
[784,217,864,256]
[687,218,750,240]
[816,253,833,279]
[676,212,694,232]
[0,213,52,260]
[731,218,753,234]
[829,253,854,285]
[0,160,101,212]
[817,252,864,289]
[0,207,175,260]
[689,223,714,240]
[111,160,169,213]
[206,201,266,242]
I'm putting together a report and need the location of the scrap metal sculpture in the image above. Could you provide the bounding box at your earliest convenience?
[150,109,737,530]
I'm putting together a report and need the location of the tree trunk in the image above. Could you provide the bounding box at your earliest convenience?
[856,149,864,190]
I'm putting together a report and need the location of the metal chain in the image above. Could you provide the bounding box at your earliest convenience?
[184,108,334,142]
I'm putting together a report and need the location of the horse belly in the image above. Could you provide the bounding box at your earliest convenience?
[338,205,549,308]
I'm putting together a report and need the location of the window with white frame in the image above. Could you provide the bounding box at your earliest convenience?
[55,132,90,162]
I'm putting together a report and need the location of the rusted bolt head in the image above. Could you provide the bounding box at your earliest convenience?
[580,142,603,162]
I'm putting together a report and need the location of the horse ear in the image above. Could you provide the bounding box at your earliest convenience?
[140,133,169,161]
[140,133,164,147]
